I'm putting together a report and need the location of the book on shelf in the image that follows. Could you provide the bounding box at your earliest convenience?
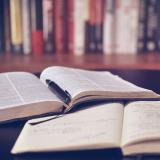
[12,101,160,156]
[54,0,67,53]
[43,0,55,53]
[3,0,11,53]
[22,0,31,55]
[31,0,44,55]
[103,0,116,54]
[10,0,23,53]
[0,66,159,124]
[115,0,139,54]
[0,0,4,53]
[67,0,74,54]
[0,0,160,55]
[74,0,86,55]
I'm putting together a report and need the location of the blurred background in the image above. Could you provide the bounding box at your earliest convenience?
[0,0,160,73]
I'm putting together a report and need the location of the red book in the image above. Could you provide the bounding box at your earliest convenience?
[89,0,97,26]
[67,0,74,54]
[32,31,43,55]
[31,0,44,56]
[54,0,67,54]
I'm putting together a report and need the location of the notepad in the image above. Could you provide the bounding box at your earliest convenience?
[12,101,160,156]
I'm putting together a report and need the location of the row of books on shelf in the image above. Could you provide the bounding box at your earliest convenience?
[0,0,159,56]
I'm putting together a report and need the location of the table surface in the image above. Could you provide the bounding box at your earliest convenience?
[1,69,160,160]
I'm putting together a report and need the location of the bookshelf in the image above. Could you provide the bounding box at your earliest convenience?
[1,53,160,73]
[1,0,160,73]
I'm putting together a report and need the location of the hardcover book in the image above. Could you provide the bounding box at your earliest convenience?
[0,66,159,124]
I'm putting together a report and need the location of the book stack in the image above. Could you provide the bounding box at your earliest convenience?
[0,66,160,156]
[0,0,160,55]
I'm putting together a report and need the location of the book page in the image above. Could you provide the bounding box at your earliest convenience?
[0,72,62,109]
[40,66,157,101]
[121,101,160,146]
[12,103,124,154]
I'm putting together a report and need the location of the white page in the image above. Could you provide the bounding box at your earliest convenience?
[12,103,124,154]
[0,72,62,110]
[122,101,160,146]
[40,66,156,99]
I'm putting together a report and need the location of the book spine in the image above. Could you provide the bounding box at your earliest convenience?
[137,0,148,53]
[22,0,31,55]
[145,0,159,53]
[31,0,44,55]
[43,0,55,53]
[94,0,105,53]
[84,0,90,53]
[54,0,67,54]
[74,0,86,55]
[63,1,68,53]
[0,0,4,53]
[67,0,74,54]
[128,0,139,54]
[103,0,116,54]
[3,0,11,53]
[157,0,160,52]
[10,0,23,53]
[115,0,139,54]
[88,0,96,53]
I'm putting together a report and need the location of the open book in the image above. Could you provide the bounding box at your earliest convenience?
[0,66,159,123]
[12,101,160,156]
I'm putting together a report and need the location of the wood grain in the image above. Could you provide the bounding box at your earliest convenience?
[1,53,160,73]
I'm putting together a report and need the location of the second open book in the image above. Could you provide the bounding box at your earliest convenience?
[12,101,160,155]
[0,66,159,123]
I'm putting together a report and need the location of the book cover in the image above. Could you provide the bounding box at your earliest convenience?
[67,0,74,54]
[84,0,90,53]
[74,0,86,55]
[157,0,160,52]
[31,0,44,55]
[43,0,55,53]
[145,0,159,53]
[10,0,23,53]
[115,0,139,54]
[3,0,11,53]
[137,0,148,53]
[0,0,4,53]
[88,0,96,53]
[103,0,116,54]
[22,0,32,55]
[54,0,67,54]
[94,0,104,53]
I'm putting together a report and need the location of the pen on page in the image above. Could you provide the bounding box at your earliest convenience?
[46,79,71,105]
[29,79,71,125]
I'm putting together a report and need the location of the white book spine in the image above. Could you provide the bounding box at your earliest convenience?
[42,0,54,53]
[22,0,31,54]
[115,0,139,54]
[74,0,86,55]
[103,0,116,54]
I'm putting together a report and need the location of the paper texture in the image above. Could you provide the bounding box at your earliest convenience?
[0,72,62,110]
[122,101,160,146]
[40,66,157,101]
[12,103,124,154]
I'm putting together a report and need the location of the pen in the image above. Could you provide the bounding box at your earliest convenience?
[46,79,71,105]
